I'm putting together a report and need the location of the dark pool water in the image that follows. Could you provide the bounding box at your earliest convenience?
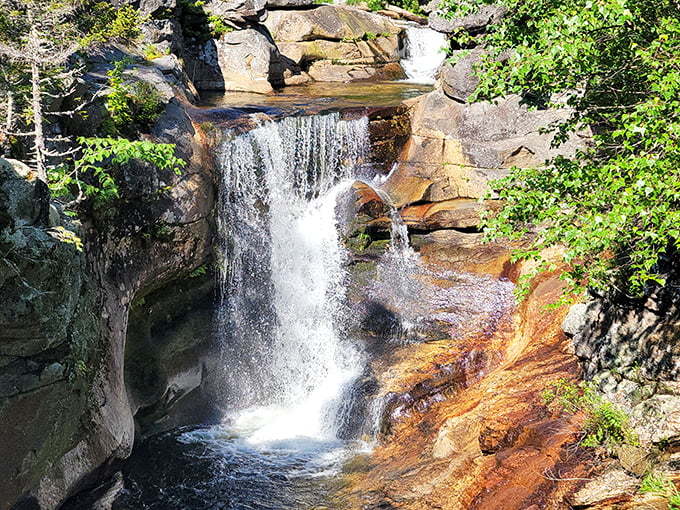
[113,426,360,510]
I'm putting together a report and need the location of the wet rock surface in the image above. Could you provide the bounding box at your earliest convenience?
[340,242,592,509]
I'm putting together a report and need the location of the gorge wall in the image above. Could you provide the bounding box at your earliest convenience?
[0,46,217,508]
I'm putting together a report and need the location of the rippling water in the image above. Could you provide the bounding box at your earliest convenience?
[113,425,368,510]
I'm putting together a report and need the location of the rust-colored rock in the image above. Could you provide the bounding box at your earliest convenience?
[352,181,390,220]
[341,254,593,509]
[399,199,501,231]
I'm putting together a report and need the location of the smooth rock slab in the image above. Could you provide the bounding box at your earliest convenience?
[570,466,639,508]
[264,5,401,42]
[277,35,400,65]
[204,0,267,24]
[400,198,500,231]
[308,60,405,82]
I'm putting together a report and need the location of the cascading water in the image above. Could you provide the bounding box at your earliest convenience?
[400,24,448,84]
[215,113,370,443]
[113,113,375,510]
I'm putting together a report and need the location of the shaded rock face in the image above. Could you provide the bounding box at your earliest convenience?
[366,104,412,173]
[141,19,184,55]
[0,159,127,510]
[125,272,219,436]
[564,274,680,448]
[0,54,217,509]
[139,0,177,17]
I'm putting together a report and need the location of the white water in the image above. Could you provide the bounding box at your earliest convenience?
[216,113,370,445]
[400,25,448,84]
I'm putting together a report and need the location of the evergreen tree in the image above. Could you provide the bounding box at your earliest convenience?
[0,0,83,182]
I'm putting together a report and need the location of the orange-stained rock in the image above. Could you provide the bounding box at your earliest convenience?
[400,199,501,231]
[411,230,512,276]
[352,181,390,219]
[340,259,594,510]
[379,163,437,206]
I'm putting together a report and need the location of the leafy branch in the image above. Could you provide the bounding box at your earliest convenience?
[441,0,680,298]
[49,137,186,208]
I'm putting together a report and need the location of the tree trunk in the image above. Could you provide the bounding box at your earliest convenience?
[2,90,12,149]
[31,59,47,183]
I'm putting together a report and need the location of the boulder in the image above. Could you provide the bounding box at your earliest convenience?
[427,1,507,34]
[262,5,404,83]
[140,19,184,54]
[439,48,483,103]
[139,0,177,17]
[266,0,317,7]
[569,466,639,508]
[264,5,400,42]
[381,89,588,203]
[204,0,267,25]
[188,27,293,92]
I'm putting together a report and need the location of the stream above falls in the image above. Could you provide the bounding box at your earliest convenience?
[191,82,432,131]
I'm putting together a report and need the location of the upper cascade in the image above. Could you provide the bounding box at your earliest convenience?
[400,24,448,84]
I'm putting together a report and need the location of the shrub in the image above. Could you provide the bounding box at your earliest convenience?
[439,0,680,299]
[105,59,133,128]
[130,81,164,128]
[207,15,234,38]
[78,2,144,46]
[49,137,186,209]
[105,60,165,130]
[542,379,638,448]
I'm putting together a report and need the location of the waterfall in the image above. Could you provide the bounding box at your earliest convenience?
[400,25,448,84]
[215,113,370,443]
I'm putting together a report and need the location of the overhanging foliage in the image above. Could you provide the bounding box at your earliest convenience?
[442,0,680,297]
